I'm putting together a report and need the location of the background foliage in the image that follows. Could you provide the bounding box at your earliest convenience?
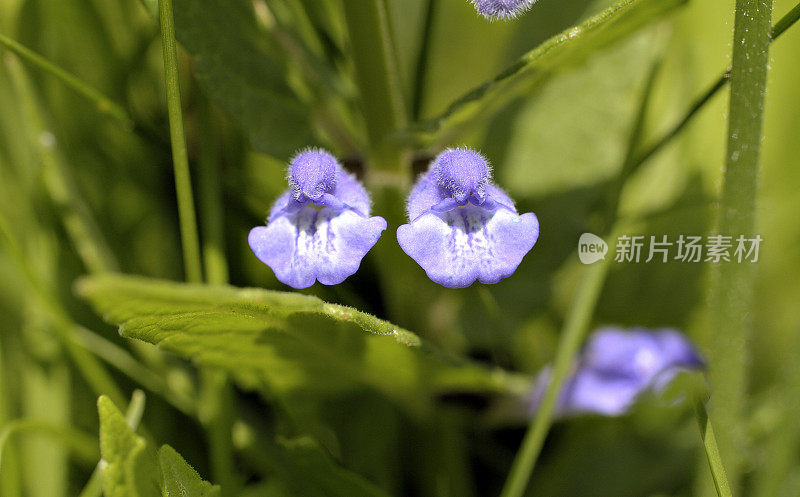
[0,0,799,496]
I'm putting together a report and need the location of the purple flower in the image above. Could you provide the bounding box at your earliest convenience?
[396,148,539,288]
[532,327,704,417]
[249,149,386,289]
[471,0,535,20]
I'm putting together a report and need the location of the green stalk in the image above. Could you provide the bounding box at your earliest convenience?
[72,326,194,415]
[0,32,132,127]
[500,61,658,497]
[412,0,436,120]
[342,0,412,328]
[693,397,733,497]
[198,100,229,286]
[0,419,99,471]
[626,1,800,176]
[771,0,800,38]
[342,0,408,172]
[199,370,236,497]
[498,258,611,497]
[197,98,237,496]
[0,340,22,497]
[706,0,773,489]
[158,0,202,283]
[0,214,127,409]
[4,53,118,274]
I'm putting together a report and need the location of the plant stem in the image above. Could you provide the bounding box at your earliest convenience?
[342,0,408,173]
[72,326,195,414]
[0,419,99,470]
[197,98,237,497]
[693,396,733,497]
[158,0,202,283]
[0,214,127,409]
[706,0,772,489]
[412,0,436,120]
[630,72,728,174]
[198,100,229,286]
[771,0,800,38]
[499,62,659,497]
[498,258,611,497]
[606,0,800,176]
[0,32,132,127]
[199,370,236,497]
[4,53,119,274]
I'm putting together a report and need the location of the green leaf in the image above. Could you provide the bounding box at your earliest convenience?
[98,396,220,497]
[77,275,524,410]
[268,436,391,497]
[173,0,314,157]
[237,435,394,497]
[400,0,686,146]
[499,28,665,198]
[97,396,160,497]
[159,446,221,497]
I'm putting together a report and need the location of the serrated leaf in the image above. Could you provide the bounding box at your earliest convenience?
[401,0,685,146]
[78,275,524,410]
[159,446,221,497]
[97,396,160,497]
[173,0,314,156]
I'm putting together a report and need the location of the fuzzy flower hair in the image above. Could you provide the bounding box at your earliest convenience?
[470,0,536,20]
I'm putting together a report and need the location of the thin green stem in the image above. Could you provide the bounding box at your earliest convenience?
[706,0,773,489]
[342,0,408,173]
[198,100,229,286]
[500,62,659,497]
[412,0,436,120]
[0,32,167,146]
[629,72,728,174]
[72,326,195,415]
[0,419,99,471]
[76,468,103,497]
[693,397,733,497]
[605,61,661,227]
[4,53,119,274]
[0,213,127,409]
[0,32,132,127]
[199,370,236,497]
[158,0,203,283]
[498,258,611,497]
[197,98,237,496]
[627,1,800,175]
[0,341,21,497]
[771,0,800,38]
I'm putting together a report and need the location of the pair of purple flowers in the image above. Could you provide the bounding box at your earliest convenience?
[248,148,539,289]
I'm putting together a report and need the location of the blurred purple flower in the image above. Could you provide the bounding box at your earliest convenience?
[531,327,704,417]
[396,147,539,288]
[249,149,386,289]
[471,0,535,20]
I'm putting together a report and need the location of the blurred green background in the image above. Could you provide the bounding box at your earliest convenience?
[0,0,798,495]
